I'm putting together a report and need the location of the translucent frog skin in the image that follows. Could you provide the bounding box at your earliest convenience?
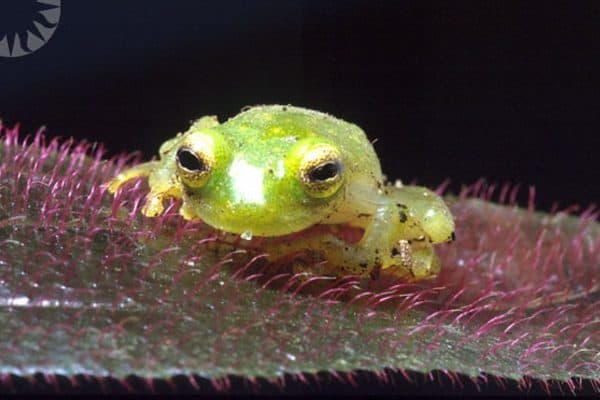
[108,105,455,280]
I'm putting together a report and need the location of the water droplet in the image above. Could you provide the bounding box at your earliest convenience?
[118,297,135,309]
[7,296,29,306]
[285,353,296,361]
[240,230,253,240]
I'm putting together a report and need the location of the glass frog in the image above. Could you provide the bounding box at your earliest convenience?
[107,105,455,280]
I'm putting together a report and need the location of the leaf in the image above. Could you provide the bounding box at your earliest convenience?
[0,126,598,393]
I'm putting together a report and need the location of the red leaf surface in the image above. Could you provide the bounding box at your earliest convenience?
[0,125,598,394]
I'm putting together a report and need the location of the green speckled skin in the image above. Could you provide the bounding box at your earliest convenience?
[108,105,455,279]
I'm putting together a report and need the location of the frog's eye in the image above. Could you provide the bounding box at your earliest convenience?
[299,145,343,198]
[176,146,213,188]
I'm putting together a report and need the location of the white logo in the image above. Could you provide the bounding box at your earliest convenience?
[0,0,61,58]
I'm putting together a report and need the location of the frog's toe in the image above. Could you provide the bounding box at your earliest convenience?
[141,193,165,217]
[106,176,128,194]
[409,251,440,279]
[420,204,455,244]
[387,239,440,280]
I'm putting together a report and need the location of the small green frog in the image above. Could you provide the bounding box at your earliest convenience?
[107,105,454,280]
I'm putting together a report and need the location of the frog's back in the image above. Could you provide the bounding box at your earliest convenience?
[221,105,383,181]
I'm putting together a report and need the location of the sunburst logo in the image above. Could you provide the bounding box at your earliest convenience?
[0,0,61,58]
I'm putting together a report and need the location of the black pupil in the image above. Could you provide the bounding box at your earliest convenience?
[309,161,339,182]
[177,148,205,172]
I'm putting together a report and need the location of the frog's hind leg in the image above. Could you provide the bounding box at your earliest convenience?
[262,234,374,278]
[263,232,422,280]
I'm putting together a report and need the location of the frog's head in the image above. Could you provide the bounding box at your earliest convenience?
[170,106,379,237]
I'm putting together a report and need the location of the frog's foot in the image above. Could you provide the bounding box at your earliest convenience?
[141,191,167,217]
[139,188,199,220]
[262,235,380,279]
[267,248,326,278]
[385,239,440,280]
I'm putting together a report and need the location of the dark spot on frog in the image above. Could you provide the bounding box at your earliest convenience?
[359,262,368,270]
[391,247,400,257]
[396,203,407,209]
[357,213,371,218]
[267,168,274,175]
[398,211,407,223]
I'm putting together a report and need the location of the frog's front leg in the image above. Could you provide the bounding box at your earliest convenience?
[106,161,160,194]
[107,161,183,217]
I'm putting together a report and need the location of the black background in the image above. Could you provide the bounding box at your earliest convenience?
[0,1,598,395]
[1,1,598,212]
